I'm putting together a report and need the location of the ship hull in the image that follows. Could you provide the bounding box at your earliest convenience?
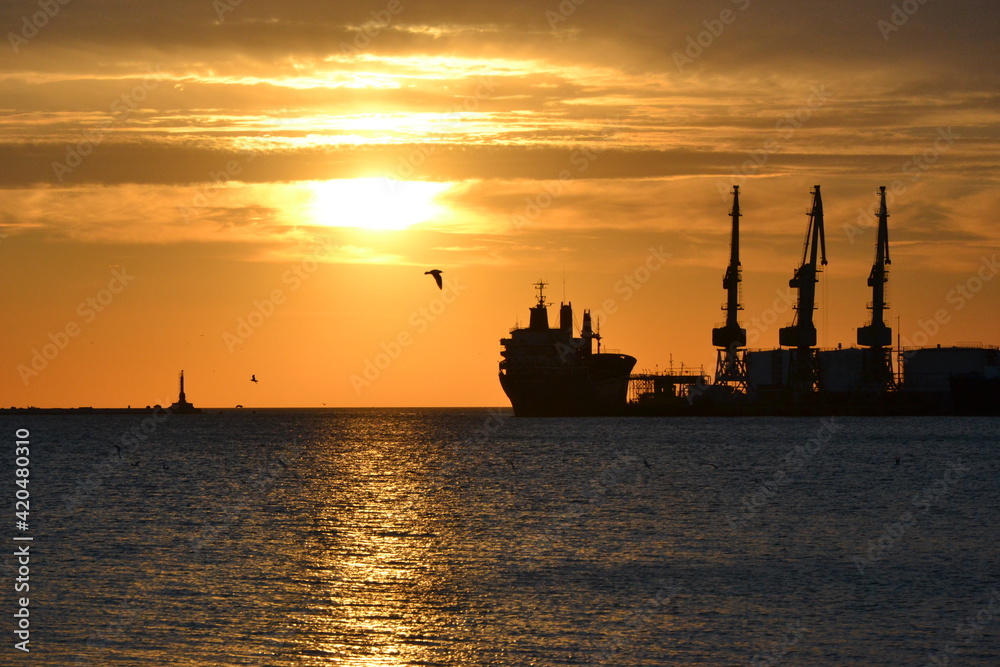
[499,353,636,417]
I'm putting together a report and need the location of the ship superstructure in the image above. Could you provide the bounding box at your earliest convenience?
[499,281,636,416]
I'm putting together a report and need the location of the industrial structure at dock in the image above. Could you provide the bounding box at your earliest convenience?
[498,186,999,416]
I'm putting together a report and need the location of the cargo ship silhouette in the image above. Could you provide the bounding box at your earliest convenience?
[499,281,636,416]
[498,186,999,416]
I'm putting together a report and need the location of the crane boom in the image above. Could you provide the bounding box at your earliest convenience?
[779,185,827,349]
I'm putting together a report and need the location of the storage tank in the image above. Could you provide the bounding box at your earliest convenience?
[746,349,793,391]
[818,348,865,394]
[903,347,999,392]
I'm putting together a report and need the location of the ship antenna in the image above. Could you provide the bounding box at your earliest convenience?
[534,279,548,307]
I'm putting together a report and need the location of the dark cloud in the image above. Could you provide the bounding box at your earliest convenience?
[4,1,997,72]
[0,0,995,267]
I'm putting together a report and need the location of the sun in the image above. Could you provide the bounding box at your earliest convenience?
[307,178,450,230]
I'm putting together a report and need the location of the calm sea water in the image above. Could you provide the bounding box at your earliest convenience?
[1,410,998,666]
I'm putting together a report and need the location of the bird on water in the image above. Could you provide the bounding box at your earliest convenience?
[425,269,443,289]
[250,375,258,383]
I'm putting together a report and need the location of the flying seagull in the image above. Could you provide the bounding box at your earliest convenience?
[424,269,443,290]
[250,374,258,383]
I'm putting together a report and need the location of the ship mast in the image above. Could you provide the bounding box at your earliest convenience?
[528,280,550,331]
[534,279,548,307]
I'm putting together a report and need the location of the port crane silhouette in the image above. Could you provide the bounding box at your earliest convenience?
[779,185,827,394]
[712,185,748,392]
[857,186,896,392]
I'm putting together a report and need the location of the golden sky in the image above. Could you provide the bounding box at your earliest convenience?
[1,0,998,407]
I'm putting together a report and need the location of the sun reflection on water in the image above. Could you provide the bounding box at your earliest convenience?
[292,416,471,665]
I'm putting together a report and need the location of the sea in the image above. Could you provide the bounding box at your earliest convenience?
[1,409,998,666]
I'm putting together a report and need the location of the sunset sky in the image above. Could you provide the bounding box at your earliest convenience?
[1,0,998,407]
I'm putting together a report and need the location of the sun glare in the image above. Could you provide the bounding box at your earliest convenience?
[307,178,450,230]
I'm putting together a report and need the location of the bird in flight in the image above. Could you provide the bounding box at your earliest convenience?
[424,269,443,289]
[250,375,258,383]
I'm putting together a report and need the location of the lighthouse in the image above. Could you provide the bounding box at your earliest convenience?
[169,370,200,413]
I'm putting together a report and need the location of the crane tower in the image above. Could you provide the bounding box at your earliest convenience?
[779,186,827,394]
[712,185,748,392]
[857,186,896,392]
